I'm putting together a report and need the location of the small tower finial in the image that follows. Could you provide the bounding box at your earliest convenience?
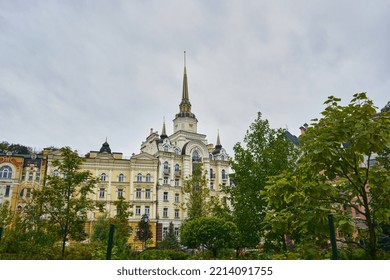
[184,51,186,68]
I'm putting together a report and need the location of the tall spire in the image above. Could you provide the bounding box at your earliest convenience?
[216,130,221,146]
[177,51,195,118]
[160,117,168,140]
[215,130,222,151]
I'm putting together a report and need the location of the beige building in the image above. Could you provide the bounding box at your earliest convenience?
[0,152,46,214]
[44,61,231,247]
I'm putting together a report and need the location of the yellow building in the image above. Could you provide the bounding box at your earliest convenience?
[43,59,231,249]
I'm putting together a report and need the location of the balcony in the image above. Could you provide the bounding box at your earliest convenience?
[163,167,170,175]
[174,170,181,177]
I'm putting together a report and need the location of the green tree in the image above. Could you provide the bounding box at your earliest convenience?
[182,163,211,220]
[92,198,133,259]
[0,141,33,154]
[0,202,58,259]
[136,215,153,249]
[180,216,239,258]
[0,201,13,229]
[298,93,390,259]
[262,170,346,258]
[228,112,298,248]
[158,222,180,250]
[33,147,99,259]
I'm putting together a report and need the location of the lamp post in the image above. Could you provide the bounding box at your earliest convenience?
[328,214,338,260]
[142,214,149,250]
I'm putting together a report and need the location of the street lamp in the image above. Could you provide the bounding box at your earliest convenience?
[142,214,149,250]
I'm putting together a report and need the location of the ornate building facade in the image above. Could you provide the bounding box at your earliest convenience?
[0,152,46,213]
[43,61,231,248]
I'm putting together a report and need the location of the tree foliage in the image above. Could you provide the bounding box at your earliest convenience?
[180,216,239,258]
[0,141,34,154]
[33,147,99,258]
[264,93,390,259]
[299,93,390,259]
[228,112,298,248]
[158,222,180,250]
[136,215,153,247]
[182,163,211,220]
[92,198,133,259]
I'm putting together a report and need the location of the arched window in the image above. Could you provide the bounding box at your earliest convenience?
[192,150,201,162]
[101,173,107,181]
[222,169,227,180]
[163,161,169,174]
[146,173,151,182]
[0,166,12,179]
[53,169,59,177]
[210,168,215,179]
[118,173,124,182]
[163,146,169,152]
[137,173,142,182]
[174,164,180,172]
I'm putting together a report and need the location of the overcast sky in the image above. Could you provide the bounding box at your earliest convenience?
[1,0,389,157]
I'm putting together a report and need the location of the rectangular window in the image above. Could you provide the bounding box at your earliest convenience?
[117,188,123,198]
[26,188,31,198]
[5,185,10,197]
[174,179,179,187]
[163,177,169,185]
[28,173,33,181]
[135,206,141,216]
[136,188,142,198]
[175,193,180,203]
[210,182,214,190]
[22,173,26,180]
[175,209,180,218]
[163,192,168,201]
[174,227,179,237]
[36,173,40,182]
[145,189,151,199]
[163,227,168,238]
[99,188,105,198]
[145,206,150,215]
[163,207,168,218]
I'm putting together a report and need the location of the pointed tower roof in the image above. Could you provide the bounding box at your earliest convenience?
[213,130,222,154]
[176,51,196,119]
[160,117,168,140]
[99,139,111,154]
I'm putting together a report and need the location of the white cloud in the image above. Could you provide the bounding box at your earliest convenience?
[1,0,389,156]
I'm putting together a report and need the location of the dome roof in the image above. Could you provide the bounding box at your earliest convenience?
[99,141,111,154]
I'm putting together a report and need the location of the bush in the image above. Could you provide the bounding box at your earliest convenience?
[337,248,371,260]
[138,249,189,260]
